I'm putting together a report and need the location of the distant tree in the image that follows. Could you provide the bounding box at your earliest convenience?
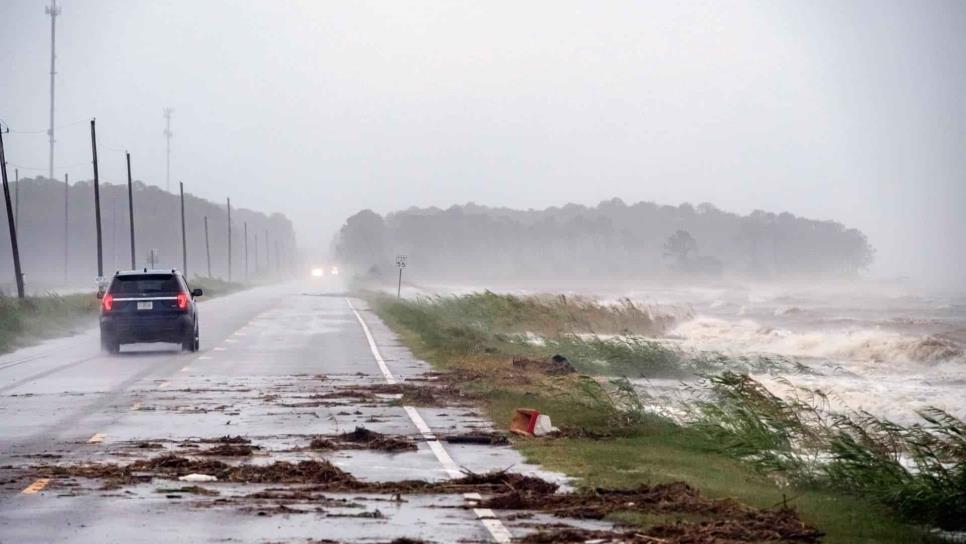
[329,199,875,282]
[334,210,387,273]
[663,230,697,264]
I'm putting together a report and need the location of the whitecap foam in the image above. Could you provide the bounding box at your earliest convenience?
[667,317,964,365]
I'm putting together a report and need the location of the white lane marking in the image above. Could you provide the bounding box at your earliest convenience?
[87,433,105,444]
[198,355,213,360]
[180,366,190,372]
[346,300,396,385]
[224,339,237,344]
[21,478,51,494]
[213,347,226,352]
[345,298,512,544]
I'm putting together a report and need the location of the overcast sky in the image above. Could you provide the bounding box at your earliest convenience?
[1,1,964,288]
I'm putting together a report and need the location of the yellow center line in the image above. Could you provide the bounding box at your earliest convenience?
[158,381,170,389]
[130,402,142,411]
[21,478,51,494]
[87,433,105,444]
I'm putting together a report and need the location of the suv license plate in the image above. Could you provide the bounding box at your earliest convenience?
[137,301,153,311]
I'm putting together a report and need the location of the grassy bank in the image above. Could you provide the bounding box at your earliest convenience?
[0,277,249,355]
[367,291,942,543]
[0,294,100,354]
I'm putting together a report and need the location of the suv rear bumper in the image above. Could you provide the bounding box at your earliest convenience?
[101,314,194,344]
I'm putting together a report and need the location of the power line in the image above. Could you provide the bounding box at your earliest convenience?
[7,160,90,172]
[0,118,88,135]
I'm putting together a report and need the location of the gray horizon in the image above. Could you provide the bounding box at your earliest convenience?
[1,0,964,289]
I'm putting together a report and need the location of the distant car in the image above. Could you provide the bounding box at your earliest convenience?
[330,266,339,275]
[98,269,203,353]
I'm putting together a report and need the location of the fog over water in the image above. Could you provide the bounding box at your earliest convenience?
[1,1,964,289]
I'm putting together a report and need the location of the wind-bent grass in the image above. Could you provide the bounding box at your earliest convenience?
[688,372,966,530]
[369,292,943,542]
[0,293,100,354]
[391,290,673,337]
[377,291,806,378]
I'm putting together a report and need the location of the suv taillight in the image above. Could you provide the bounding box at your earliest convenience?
[176,292,189,310]
[102,294,114,311]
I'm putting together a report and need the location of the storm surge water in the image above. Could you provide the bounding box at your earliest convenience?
[669,316,964,365]
[631,283,966,424]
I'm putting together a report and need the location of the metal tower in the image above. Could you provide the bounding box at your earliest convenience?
[163,108,173,192]
[45,0,61,180]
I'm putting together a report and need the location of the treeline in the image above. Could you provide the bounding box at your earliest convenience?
[0,177,297,291]
[335,199,874,281]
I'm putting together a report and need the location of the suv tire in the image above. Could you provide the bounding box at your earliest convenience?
[183,325,200,352]
[101,333,120,354]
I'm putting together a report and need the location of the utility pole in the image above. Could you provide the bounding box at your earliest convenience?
[63,173,68,283]
[264,229,269,274]
[0,126,25,298]
[275,240,280,274]
[111,196,117,269]
[126,152,136,269]
[253,232,259,276]
[45,0,60,181]
[163,108,173,193]
[243,221,249,282]
[13,168,18,227]
[179,182,186,275]
[204,215,211,278]
[226,197,232,282]
[90,119,103,279]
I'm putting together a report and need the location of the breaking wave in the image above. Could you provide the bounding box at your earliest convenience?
[667,317,964,364]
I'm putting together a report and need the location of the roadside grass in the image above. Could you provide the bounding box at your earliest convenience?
[688,372,966,532]
[0,278,249,356]
[389,290,673,337]
[368,291,943,543]
[0,294,99,354]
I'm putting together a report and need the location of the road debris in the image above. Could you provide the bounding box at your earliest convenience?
[444,432,511,445]
[178,473,218,483]
[197,444,256,456]
[510,408,558,437]
[156,485,219,496]
[309,427,418,453]
[483,481,822,542]
[512,355,577,375]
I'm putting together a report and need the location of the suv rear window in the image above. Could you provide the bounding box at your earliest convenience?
[110,274,181,295]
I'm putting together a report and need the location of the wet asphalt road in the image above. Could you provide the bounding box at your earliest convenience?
[0,280,594,543]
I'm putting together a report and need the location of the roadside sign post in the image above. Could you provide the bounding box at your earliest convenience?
[395,255,407,299]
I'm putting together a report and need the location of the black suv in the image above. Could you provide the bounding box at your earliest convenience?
[98,269,203,353]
